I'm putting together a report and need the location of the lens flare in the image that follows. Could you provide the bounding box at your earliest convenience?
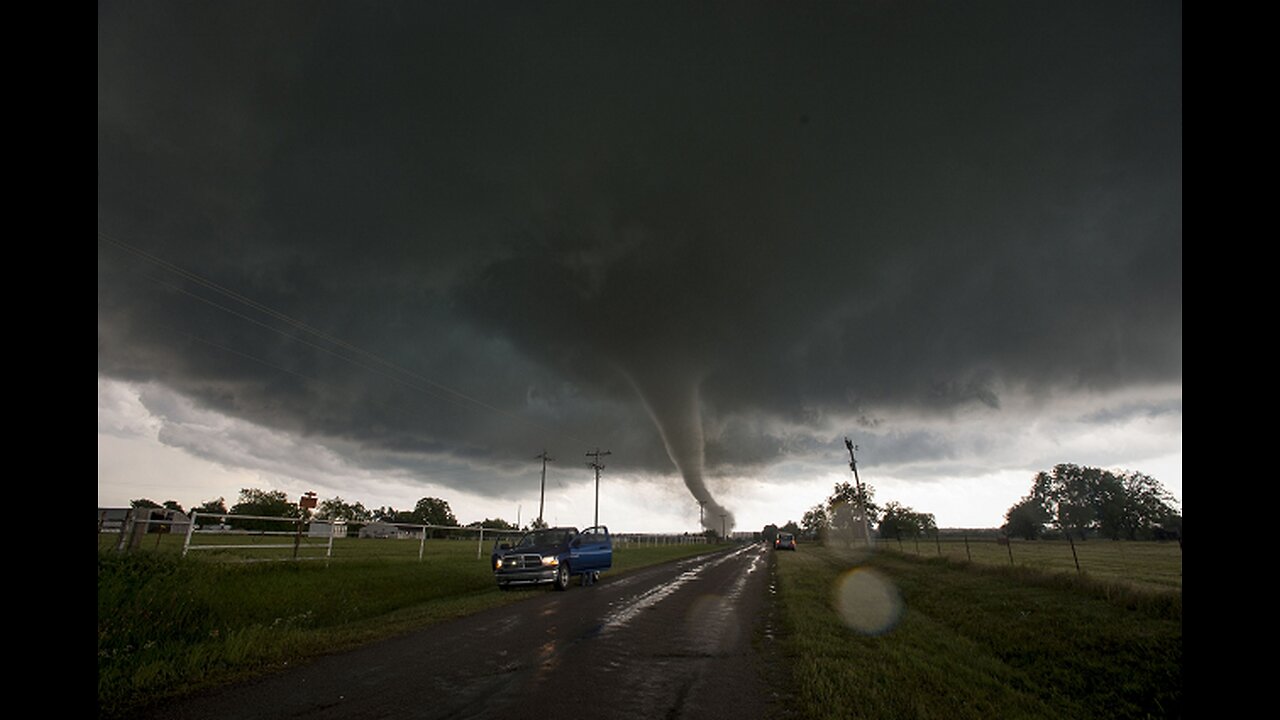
[833,567,902,635]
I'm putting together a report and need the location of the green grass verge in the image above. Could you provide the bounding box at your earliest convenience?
[772,545,1181,720]
[98,540,719,717]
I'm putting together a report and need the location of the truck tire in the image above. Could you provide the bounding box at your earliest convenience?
[553,563,570,591]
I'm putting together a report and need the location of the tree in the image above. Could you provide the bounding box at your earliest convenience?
[409,497,457,537]
[762,524,780,544]
[1118,472,1180,540]
[315,496,371,522]
[1045,465,1097,540]
[826,480,879,546]
[1017,465,1094,540]
[193,497,228,515]
[470,517,516,530]
[161,500,186,514]
[1158,513,1183,542]
[411,497,457,527]
[878,501,936,540]
[1003,497,1049,540]
[231,488,296,517]
[1010,464,1180,540]
[131,498,161,509]
[828,481,879,522]
[229,488,298,530]
[801,505,828,539]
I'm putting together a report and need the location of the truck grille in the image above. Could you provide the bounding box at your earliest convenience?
[504,554,542,569]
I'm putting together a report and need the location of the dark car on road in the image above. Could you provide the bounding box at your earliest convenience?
[491,526,612,590]
[774,532,797,551]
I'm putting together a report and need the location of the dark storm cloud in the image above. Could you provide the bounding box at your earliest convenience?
[98,2,1181,507]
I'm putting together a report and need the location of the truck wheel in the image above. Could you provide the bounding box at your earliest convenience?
[554,563,570,591]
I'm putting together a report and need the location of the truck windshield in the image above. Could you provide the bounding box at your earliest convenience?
[514,529,573,548]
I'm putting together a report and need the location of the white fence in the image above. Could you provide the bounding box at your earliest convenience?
[98,507,192,552]
[99,508,710,562]
[182,512,338,561]
[613,533,711,548]
[181,513,523,561]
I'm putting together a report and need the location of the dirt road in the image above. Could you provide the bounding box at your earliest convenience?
[152,543,777,719]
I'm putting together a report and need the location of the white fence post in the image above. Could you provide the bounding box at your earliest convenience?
[116,509,134,552]
[183,511,198,557]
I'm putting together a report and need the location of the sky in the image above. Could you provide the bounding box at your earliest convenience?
[98,2,1182,533]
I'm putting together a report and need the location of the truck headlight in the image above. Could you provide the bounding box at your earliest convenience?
[494,558,504,569]
[541,556,559,567]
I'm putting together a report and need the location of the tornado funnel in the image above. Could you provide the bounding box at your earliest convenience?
[625,362,735,534]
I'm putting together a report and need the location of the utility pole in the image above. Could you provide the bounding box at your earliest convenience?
[586,448,612,528]
[535,450,553,526]
[845,437,872,548]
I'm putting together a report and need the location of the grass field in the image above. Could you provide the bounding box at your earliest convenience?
[97,538,719,717]
[881,537,1182,591]
[771,545,1182,720]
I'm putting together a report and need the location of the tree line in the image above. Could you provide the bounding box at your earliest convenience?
[1003,463,1181,541]
[129,490,521,533]
[770,460,1178,545]
[771,480,937,543]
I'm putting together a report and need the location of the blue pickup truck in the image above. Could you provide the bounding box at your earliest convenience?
[491,526,612,591]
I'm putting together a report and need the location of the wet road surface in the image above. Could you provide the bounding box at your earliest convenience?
[154,543,775,719]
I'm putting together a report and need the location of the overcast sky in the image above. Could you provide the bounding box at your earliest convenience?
[98,2,1182,532]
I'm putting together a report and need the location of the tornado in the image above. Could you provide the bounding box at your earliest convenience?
[624,362,734,534]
